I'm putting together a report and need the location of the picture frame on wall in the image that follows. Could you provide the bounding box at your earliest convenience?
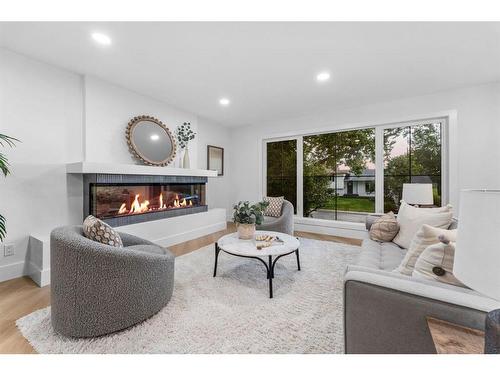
[207,145,224,176]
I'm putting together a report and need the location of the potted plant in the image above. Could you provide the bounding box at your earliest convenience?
[0,133,20,241]
[232,200,269,240]
[175,122,196,168]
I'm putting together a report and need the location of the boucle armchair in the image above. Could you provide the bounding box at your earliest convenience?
[256,199,294,235]
[50,226,174,338]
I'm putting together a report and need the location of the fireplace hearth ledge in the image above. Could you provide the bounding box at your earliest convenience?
[66,162,218,177]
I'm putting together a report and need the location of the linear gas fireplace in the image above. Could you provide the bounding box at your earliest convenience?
[83,174,207,227]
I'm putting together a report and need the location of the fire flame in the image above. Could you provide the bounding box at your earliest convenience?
[117,193,193,215]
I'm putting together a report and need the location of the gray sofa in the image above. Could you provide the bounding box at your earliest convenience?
[256,199,294,235]
[50,226,175,338]
[344,215,500,354]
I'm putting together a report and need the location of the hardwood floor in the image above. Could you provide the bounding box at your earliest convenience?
[0,223,360,354]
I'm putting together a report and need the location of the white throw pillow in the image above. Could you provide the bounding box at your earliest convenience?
[392,201,453,249]
[413,236,465,287]
[395,224,457,275]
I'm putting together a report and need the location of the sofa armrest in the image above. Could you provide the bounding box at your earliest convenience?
[343,268,500,353]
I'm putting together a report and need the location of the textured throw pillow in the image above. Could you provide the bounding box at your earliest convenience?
[395,224,457,276]
[263,196,284,217]
[392,201,453,249]
[413,235,465,287]
[83,215,123,248]
[369,212,399,242]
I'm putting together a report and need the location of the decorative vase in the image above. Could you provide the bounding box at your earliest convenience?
[237,223,256,240]
[183,146,190,169]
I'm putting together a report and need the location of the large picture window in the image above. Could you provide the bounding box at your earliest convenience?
[264,118,446,223]
[303,129,375,222]
[266,140,297,213]
[384,122,442,213]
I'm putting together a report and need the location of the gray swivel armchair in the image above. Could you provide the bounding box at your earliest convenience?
[50,225,175,338]
[256,200,294,235]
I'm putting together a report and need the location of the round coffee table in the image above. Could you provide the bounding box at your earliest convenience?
[214,231,300,298]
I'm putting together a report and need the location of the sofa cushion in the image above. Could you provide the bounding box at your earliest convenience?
[395,224,458,276]
[369,212,399,242]
[357,239,407,271]
[392,201,453,249]
[126,244,167,256]
[413,236,465,287]
[263,196,284,217]
[83,215,123,248]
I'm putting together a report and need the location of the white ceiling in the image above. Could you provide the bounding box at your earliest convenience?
[1,22,500,127]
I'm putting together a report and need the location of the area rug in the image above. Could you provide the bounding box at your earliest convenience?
[16,237,360,354]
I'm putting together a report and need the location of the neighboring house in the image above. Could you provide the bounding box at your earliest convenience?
[329,169,375,197]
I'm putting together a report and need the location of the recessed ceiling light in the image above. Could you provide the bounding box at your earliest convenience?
[219,98,230,106]
[150,134,160,141]
[316,72,330,82]
[91,32,112,46]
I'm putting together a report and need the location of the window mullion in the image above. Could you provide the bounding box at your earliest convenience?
[375,127,384,213]
[296,136,304,217]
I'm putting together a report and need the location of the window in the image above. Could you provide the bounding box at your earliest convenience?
[266,140,297,213]
[264,118,446,223]
[303,129,375,222]
[384,122,442,212]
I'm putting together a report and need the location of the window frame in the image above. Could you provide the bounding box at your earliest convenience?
[262,116,450,222]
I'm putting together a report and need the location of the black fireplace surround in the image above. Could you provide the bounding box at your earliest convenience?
[83,174,207,227]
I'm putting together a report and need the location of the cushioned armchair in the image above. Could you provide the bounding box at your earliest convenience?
[256,199,294,235]
[50,226,175,338]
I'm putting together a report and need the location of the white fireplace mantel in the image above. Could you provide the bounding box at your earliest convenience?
[66,162,218,177]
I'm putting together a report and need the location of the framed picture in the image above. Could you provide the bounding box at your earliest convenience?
[207,145,224,176]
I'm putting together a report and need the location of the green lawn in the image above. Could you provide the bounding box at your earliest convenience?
[323,196,375,213]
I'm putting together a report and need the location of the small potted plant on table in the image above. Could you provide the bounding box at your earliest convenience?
[232,200,269,240]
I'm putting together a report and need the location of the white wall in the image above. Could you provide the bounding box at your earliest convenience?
[0,48,83,281]
[196,117,234,217]
[230,82,500,222]
[0,50,232,282]
[84,76,198,168]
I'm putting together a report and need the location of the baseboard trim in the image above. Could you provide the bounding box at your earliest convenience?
[0,261,26,283]
[27,261,50,287]
[152,221,227,247]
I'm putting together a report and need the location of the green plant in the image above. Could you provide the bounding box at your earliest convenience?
[175,122,196,149]
[0,133,20,241]
[232,200,269,225]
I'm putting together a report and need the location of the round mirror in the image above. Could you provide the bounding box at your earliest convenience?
[126,115,177,166]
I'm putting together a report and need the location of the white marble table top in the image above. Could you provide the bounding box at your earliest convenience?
[217,231,300,257]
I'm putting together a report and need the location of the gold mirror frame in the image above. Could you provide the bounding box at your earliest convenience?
[126,115,177,166]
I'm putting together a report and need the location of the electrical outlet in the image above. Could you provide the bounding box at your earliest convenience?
[3,243,15,257]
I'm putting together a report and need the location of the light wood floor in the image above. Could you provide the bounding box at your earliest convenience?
[0,223,360,354]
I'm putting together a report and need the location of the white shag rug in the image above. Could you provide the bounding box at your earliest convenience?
[16,238,359,354]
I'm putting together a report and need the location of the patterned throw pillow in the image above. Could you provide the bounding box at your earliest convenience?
[369,212,399,242]
[263,196,284,217]
[412,235,465,287]
[83,215,123,248]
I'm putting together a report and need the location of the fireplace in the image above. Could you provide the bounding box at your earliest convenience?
[83,174,207,227]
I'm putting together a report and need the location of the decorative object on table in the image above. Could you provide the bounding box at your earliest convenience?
[412,234,465,287]
[126,115,176,166]
[368,211,399,242]
[402,183,434,207]
[207,145,224,176]
[262,196,284,217]
[0,133,20,241]
[426,317,484,354]
[175,122,196,168]
[232,200,269,240]
[255,234,285,250]
[454,190,500,354]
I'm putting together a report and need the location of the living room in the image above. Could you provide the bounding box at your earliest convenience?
[1,1,500,371]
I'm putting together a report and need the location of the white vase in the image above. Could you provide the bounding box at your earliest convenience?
[183,146,190,169]
[237,223,256,240]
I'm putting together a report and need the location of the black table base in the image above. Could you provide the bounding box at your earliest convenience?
[213,242,300,298]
